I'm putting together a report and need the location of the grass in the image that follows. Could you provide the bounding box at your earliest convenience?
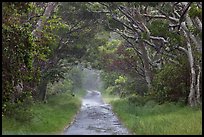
[114,100,202,135]
[101,91,120,104]
[102,94,202,135]
[2,89,86,135]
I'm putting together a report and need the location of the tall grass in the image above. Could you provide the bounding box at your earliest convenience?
[105,96,202,135]
[2,89,85,135]
[101,91,120,104]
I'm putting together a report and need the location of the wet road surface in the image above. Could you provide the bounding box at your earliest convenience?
[64,90,130,135]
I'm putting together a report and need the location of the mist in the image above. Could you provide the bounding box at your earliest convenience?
[82,68,103,92]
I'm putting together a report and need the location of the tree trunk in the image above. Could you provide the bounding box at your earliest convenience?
[38,77,49,101]
[186,42,197,107]
[196,64,201,104]
[180,3,202,106]
[32,2,58,101]
[181,22,197,107]
[139,40,152,90]
[185,14,202,53]
[32,2,58,39]
[194,17,202,32]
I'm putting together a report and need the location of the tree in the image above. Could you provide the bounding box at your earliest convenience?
[35,2,106,101]
[32,2,58,39]
[2,2,42,118]
[96,2,202,106]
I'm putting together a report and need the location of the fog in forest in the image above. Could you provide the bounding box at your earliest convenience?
[82,68,103,92]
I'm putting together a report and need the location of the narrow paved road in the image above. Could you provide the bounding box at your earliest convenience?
[64,90,130,135]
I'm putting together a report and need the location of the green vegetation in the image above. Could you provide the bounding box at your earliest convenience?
[2,2,202,135]
[102,95,202,135]
[2,89,86,135]
[101,90,120,104]
[152,56,190,103]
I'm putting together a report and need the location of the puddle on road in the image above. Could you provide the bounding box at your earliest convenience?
[82,99,100,108]
[81,90,105,109]
[64,90,130,135]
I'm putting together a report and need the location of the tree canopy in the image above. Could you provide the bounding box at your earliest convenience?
[2,2,202,120]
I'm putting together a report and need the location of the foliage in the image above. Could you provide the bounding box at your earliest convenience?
[189,3,202,18]
[115,75,127,84]
[114,75,128,97]
[2,2,38,119]
[46,65,85,96]
[47,80,73,96]
[2,2,202,132]
[2,1,66,118]
[148,20,169,38]
[99,39,121,54]
[36,2,106,101]
[152,56,190,103]
[100,71,120,90]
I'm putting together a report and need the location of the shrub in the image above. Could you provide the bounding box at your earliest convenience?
[47,79,73,95]
[152,57,190,103]
[4,96,34,123]
[128,94,155,106]
[104,85,119,95]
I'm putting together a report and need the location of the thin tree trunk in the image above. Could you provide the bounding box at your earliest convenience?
[194,17,202,32]
[38,77,49,101]
[186,42,197,107]
[196,64,201,104]
[185,14,202,53]
[32,2,58,101]
[181,22,197,107]
[133,10,152,90]
[139,40,152,90]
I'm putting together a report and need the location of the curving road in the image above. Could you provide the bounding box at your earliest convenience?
[64,90,130,135]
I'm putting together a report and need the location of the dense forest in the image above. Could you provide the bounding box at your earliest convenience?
[2,2,202,135]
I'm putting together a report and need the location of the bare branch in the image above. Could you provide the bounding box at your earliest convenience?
[27,14,43,22]
[142,14,179,22]
[149,36,168,43]
[176,46,188,55]
[117,30,143,56]
[143,39,158,50]
[194,17,202,32]
[173,10,181,18]
[111,15,134,31]
[117,6,145,32]
[177,2,192,30]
